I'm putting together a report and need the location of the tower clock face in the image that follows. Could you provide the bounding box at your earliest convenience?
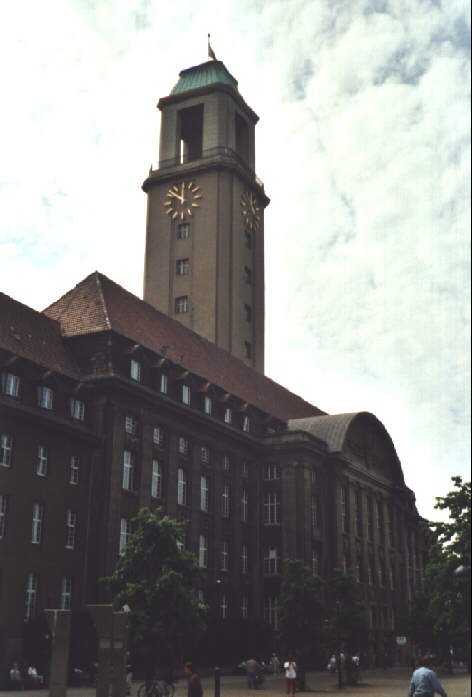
[240,191,261,231]
[163,181,202,220]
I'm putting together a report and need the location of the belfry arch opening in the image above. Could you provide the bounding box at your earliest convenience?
[178,104,203,163]
[235,111,249,164]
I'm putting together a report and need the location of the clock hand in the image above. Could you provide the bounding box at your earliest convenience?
[168,191,184,203]
[180,182,186,203]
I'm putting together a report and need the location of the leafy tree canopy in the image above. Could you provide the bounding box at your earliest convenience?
[327,569,369,654]
[103,507,206,660]
[431,476,471,559]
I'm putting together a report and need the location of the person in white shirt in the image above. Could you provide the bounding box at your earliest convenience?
[284,659,296,696]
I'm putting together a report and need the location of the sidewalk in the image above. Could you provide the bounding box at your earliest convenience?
[1,668,470,697]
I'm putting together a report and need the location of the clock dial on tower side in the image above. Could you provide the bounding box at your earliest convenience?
[240,190,261,232]
[163,181,202,221]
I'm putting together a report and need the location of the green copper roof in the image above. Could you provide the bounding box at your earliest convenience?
[170,60,238,95]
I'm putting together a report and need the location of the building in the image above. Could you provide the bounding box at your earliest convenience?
[0,59,426,680]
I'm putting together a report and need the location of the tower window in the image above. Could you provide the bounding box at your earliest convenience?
[244,267,252,284]
[235,111,249,164]
[244,304,252,322]
[175,296,188,314]
[244,230,252,249]
[244,341,252,359]
[178,223,190,239]
[176,259,189,276]
[179,104,203,163]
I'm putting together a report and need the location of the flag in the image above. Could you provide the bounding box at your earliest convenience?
[208,33,217,61]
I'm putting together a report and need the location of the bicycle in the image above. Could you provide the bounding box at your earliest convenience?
[137,678,175,697]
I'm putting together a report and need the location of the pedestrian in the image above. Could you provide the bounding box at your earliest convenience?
[270,653,280,675]
[9,662,23,690]
[284,658,297,697]
[244,658,261,689]
[409,655,448,697]
[184,661,203,697]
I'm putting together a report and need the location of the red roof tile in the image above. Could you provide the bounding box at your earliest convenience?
[44,272,325,420]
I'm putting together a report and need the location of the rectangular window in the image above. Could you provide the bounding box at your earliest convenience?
[130,359,141,382]
[1,372,19,397]
[377,500,384,541]
[25,572,39,621]
[160,373,168,394]
[241,488,248,522]
[37,385,53,409]
[241,543,248,574]
[242,461,248,477]
[178,223,190,239]
[312,550,320,576]
[182,384,191,405]
[153,426,164,446]
[340,486,348,533]
[178,436,189,454]
[199,534,208,568]
[200,475,209,512]
[69,455,80,485]
[60,576,72,610]
[120,518,132,553]
[263,463,279,480]
[368,559,374,586]
[221,483,231,518]
[122,450,134,491]
[244,304,252,322]
[200,446,210,464]
[241,594,248,618]
[152,459,162,499]
[244,266,252,284]
[355,490,363,537]
[203,395,212,415]
[31,502,44,544]
[221,541,229,571]
[175,295,189,314]
[264,596,279,629]
[222,454,231,471]
[356,556,362,582]
[242,415,250,432]
[0,494,8,539]
[36,445,48,477]
[311,468,317,484]
[220,593,228,619]
[0,434,13,467]
[70,398,85,421]
[224,407,232,424]
[178,468,187,506]
[176,258,190,275]
[311,495,320,529]
[65,509,77,549]
[367,499,374,541]
[263,492,280,525]
[125,415,138,436]
[264,546,280,575]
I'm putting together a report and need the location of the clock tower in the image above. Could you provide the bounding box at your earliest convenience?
[143,60,269,373]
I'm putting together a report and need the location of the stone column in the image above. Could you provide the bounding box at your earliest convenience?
[44,609,71,697]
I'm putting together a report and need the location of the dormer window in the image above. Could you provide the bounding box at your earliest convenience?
[204,395,212,415]
[70,398,85,421]
[130,359,141,382]
[1,372,19,397]
[160,373,168,394]
[224,407,232,424]
[182,384,191,405]
[242,415,250,433]
[37,386,53,410]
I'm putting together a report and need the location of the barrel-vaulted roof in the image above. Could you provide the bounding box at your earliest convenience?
[170,61,238,96]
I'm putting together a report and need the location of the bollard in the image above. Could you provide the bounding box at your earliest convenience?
[214,666,221,697]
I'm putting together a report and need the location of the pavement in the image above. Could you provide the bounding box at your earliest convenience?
[1,668,470,697]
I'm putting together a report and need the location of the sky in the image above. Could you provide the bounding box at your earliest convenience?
[0,0,470,522]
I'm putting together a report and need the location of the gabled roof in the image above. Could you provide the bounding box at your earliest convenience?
[170,61,238,96]
[43,272,325,422]
[0,292,79,378]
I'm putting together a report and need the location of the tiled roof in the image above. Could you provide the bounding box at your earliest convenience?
[0,292,79,378]
[288,413,366,452]
[44,272,324,421]
[170,61,238,96]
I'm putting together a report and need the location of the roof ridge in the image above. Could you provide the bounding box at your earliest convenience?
[94,272,112,331]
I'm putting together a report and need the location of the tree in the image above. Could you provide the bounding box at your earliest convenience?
[327,569,369,657]
[278,559,323,690]
[408,477,471,670]
[103,508,206,669]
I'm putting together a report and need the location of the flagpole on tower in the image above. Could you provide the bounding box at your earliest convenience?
[208,33,217,61]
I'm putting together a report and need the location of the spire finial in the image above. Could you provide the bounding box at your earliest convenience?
[208,33,217,61]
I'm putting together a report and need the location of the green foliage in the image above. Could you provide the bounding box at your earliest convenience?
[278,559,323,653]
[102,507,206,660]
[326,569,369,654]
[408,477,471,659]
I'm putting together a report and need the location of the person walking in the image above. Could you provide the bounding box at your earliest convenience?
[284,658,297,697]
[244,658,261,689]
[408,655,448,697]
[184,662,203,697]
